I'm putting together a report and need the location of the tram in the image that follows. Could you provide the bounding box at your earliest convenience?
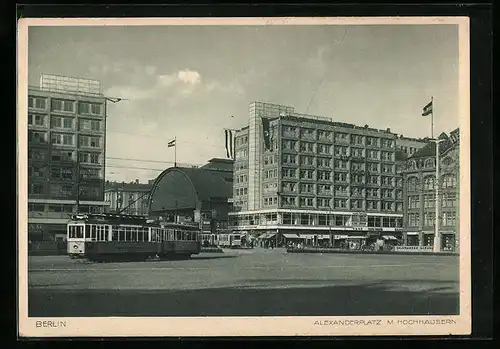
[200,233,219,247]
[218,233,242,248]
[67,213,201,261]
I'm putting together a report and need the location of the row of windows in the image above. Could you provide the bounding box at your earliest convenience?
[275,196,402,211]
[28,131,102,148]
[235,187,248,196]
[68,225,198,242]
[29,203,102,214]
[407,175,457,191]
[281,126,395,148]
[29,182,101,198]
[281,155,396,172]
[28,97,103,116]
[407,157,456,170]
[28,114,102,132]
[232,213,403,228]
[235,135,249,146]
[29,149,102,164]
[235,174,248,183]
[407,212,457,227]
[280,183,402,198]
[281,141,395,160]
[407,193,457,208]
[234,161,248,171]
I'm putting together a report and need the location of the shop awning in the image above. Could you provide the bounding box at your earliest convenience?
[382,235,398,240]
[259,232,277,239]
[283,233,300,239]
[296,234,315,239]
[334,235,349,239]
[346,236,366,239]
[406,232,419,235]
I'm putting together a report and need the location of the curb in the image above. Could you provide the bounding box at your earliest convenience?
[286,249,458,256]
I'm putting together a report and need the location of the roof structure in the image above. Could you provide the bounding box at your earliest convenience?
[148,166,233,213]
[174,167,232,201]
[408,132,456,159]
[201,158,234,173]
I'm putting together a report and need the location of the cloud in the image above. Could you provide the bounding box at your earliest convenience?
[177,69,201,85]
[104,67,245,104]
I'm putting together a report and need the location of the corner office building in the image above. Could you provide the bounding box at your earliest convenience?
[228,101,427,245]
[27,74,109,241]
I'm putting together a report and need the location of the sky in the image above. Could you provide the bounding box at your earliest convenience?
[28,23,460,184]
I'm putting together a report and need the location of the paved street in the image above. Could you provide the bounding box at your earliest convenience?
[28,248,459,317]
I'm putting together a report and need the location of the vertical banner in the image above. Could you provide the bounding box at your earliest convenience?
[224,129,230,158]
[229,130,234,159]
[262,116,271,151]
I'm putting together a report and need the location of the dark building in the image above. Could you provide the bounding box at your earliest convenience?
[402,129,460,251]
[148,158,233,234]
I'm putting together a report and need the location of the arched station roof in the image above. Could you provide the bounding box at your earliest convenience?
[148,167,232,214]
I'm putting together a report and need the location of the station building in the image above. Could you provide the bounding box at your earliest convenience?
[228,101,428,246]
[148,158,233,234]
[402,129,460,251]
[28,74,109,242]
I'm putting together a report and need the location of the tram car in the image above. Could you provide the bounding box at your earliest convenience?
[200,233,219,247]
[67,213,201,261]
[217,233,242,248]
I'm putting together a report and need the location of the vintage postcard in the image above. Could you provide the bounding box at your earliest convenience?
[17,17,470,337]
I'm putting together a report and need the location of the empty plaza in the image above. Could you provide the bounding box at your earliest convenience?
[28,249,459,317]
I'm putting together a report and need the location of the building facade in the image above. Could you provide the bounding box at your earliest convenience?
[229,101,428,245]
[28,74,109,241]
[104,180,152,216]
[402,129,460,251]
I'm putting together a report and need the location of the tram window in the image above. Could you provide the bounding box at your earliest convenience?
[118,228,125,241]
[91,225,97,241]
[138,230,143,242]
[125,228,131,242]
[112,227,118,241]
[77,226,84,239]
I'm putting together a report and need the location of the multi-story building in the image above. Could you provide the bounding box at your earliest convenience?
[28,74,109,241]
[402,129,460,251]
[104,180,152,216]
[229,101,423,246]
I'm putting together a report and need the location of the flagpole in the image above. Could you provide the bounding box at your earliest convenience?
[174,136,177,168]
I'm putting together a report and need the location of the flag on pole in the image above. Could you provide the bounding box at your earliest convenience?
[167,139,176,147]
[229,130,234,159]
[262,116,271,151]
[422,100,433,116]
